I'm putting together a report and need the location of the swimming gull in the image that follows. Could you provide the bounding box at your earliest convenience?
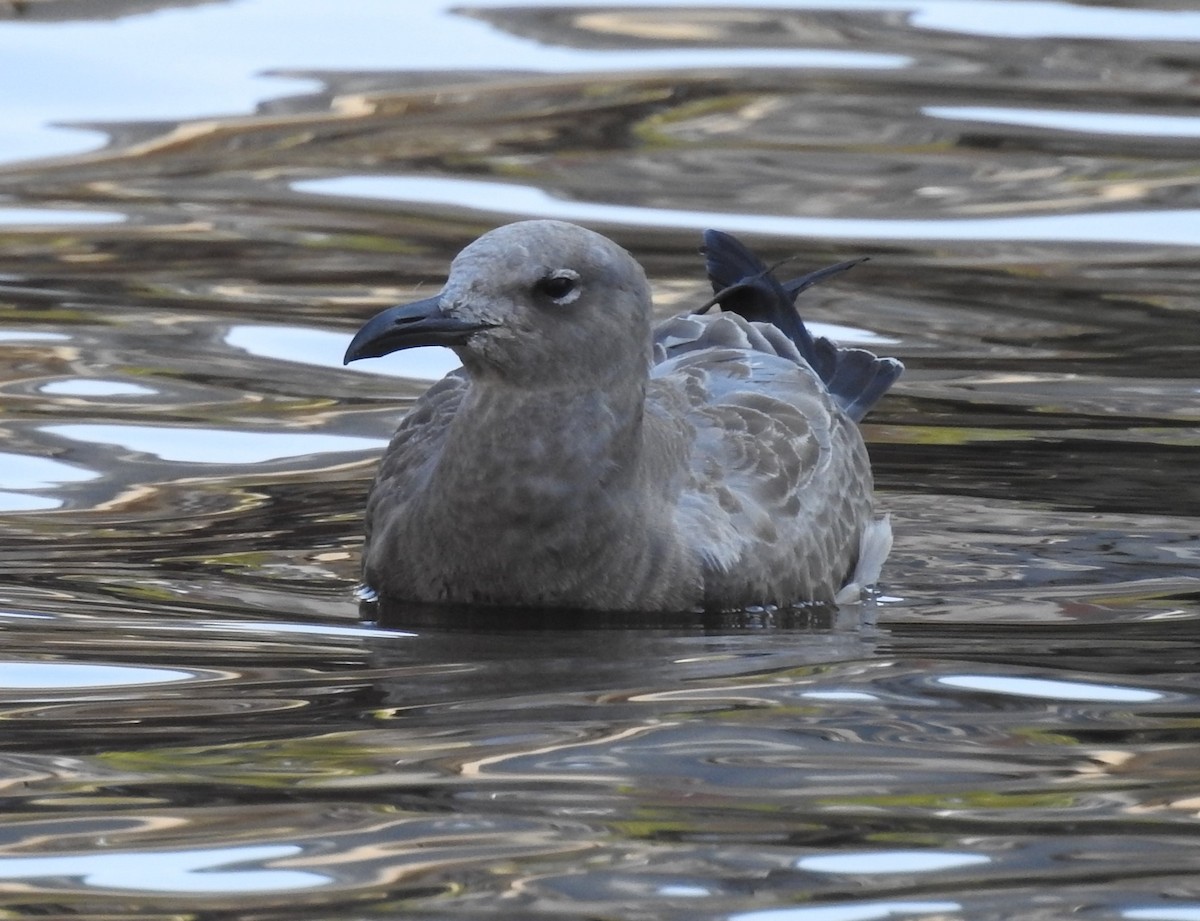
[343,220,902,612]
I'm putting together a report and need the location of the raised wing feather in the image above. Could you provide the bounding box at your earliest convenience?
[700,230,902,421]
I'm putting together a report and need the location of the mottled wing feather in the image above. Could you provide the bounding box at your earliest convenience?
[652,348,827,551]
[650,312,870,604]
[652,311,801,364]
[653,313,803,366]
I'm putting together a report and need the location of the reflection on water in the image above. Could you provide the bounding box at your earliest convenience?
[297,174,1200,246]
[225,324,462,379]
[1,0,1199,918]
[0,661,196,689]
[0,208,124,225]
[1,845,329,894]
[37,378,157,396]
[42,423,384,465]
[924,105,1200,139]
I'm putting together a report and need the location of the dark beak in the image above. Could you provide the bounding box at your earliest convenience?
[343,296,492,364]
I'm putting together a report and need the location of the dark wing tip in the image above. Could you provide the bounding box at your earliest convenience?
[700,229,814,351]
[782,256,869,299]
[699,230,901,418]
[824,351,904,421]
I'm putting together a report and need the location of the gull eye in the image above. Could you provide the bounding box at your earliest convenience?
[535,270,581,304]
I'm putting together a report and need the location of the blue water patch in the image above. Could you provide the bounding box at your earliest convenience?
[796,851,991,874]
[0,845,328,893]
[937,673,1163,703]
[187,620,415,639]
[295,175,1200,248]
[730,900,962,921]
[225,324,462,379]
[0,208,122,225]
[1126,908,1200,921]
[0,662,194,690]
[925,106,1200,138]
[0,451,98,490]
[38,379,158,397]
[41,424,385,465]
[0,331,70,343]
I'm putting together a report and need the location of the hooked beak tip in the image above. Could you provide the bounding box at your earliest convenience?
[343,295,492,363]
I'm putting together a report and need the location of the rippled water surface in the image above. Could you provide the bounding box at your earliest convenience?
[2,1,1199,918]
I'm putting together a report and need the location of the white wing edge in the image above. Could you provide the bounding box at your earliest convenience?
[833,513,894,605]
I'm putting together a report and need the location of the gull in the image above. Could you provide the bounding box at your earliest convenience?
[343,220,901,612]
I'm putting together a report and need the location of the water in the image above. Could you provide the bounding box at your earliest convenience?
[1,0,1199,918]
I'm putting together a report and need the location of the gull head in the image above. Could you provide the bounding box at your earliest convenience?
[343,220,653,388]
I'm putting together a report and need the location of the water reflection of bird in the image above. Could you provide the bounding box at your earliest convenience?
[344,220,902,613]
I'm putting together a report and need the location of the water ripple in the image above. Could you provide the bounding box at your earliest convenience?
[936,673,1165,703]
[297,176,1200,248]
[41,424,384,465]
[926,106,1200,139]
[1,0,1198,917]
[0,208,122,225]
[730,900,962,921]
[0,845,329,894]
[225,324,461,379]
[0,662,197,691]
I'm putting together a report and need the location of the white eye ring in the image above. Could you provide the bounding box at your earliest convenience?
[535,269,581,305]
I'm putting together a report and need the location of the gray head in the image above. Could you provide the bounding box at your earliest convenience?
[344,220,653,388]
